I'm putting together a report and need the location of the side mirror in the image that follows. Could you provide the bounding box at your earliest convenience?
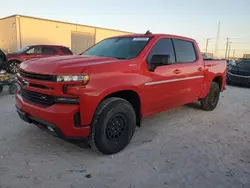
[151,54,170,66]
[148,55,170,72]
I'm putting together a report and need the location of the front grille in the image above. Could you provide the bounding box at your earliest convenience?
[21,89,55,106]
[20,71,56,82]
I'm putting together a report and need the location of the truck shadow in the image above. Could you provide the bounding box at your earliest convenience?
[227,84,250,89]
[184,101,201,110]
[128,101,202,149]
[0,89,10,96]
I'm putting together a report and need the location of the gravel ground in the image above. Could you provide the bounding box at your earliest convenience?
[0,85,250,188]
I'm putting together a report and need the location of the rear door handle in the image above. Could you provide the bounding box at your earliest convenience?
[173,69,181,74]
[198,67,203,71]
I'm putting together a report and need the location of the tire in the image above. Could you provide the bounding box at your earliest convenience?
[7,60,20,74]
[8,84,18,94]
[0,85,3,93]
[200,82,220,111]
[89,97,136,155]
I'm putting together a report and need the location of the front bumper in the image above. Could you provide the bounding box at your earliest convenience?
[227,72,250,86]
[16,93,90,139]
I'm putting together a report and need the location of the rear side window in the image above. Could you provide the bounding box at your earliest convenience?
[147,38,176,63]
[60,47,73,55]
[42,47,57,55]
[173,39,197,63]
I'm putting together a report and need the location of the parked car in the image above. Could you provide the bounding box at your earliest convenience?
[227,58,250,86]
[15,33,227,154]
[226,59,236,69]
[6,45,73,73]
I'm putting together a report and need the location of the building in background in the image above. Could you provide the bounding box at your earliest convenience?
[0,15,132,54]
[243,54,250,58]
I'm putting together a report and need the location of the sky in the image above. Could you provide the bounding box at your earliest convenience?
[1,0,250,57]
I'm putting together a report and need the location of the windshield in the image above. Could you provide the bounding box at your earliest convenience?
[82,37,151,59]
[14,46,31,54]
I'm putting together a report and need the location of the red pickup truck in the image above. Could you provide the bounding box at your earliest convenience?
[16,33,226,154]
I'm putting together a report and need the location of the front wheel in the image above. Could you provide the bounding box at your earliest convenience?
[8,84,18,94]
[7,60,20,74]
[89,97,136,155]
[200,82,220,111]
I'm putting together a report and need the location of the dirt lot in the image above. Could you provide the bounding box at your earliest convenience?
[0,85,250,188]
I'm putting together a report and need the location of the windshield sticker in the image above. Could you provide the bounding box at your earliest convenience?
[132,37,149,41]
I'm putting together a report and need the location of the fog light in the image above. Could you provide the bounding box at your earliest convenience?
[54,97,79,104]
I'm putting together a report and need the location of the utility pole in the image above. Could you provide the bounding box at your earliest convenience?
[227,43,232,58]
[225,38,230,58]
[233,49,235,58]
[214,22,220,58]
[205,38,210,53]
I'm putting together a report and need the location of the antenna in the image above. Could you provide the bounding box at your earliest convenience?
[145,30,152,35]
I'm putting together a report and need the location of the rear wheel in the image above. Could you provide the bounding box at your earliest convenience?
[200,82,220,111]
[89,97,136,155]
[7,60,20,74]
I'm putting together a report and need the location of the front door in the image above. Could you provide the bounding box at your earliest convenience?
[142,38,183,115]
[25,46,43,60]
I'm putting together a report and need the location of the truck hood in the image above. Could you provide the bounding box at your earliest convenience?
[20,55,119,74]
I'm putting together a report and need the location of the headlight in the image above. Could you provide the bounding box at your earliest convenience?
[56,75,89,84]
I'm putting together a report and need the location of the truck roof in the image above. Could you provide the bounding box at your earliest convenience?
[115,33,196,42]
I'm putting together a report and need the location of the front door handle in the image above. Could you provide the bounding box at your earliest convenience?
[173,69,181,74]
[198,67,203,71]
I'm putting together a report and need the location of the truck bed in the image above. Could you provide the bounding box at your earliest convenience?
[203,59,227,92]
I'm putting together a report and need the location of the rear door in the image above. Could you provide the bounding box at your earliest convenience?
[41,47,58,58]
[171,38,204,104]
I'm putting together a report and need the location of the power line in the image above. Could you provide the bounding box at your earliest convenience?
[227,43,232,58]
